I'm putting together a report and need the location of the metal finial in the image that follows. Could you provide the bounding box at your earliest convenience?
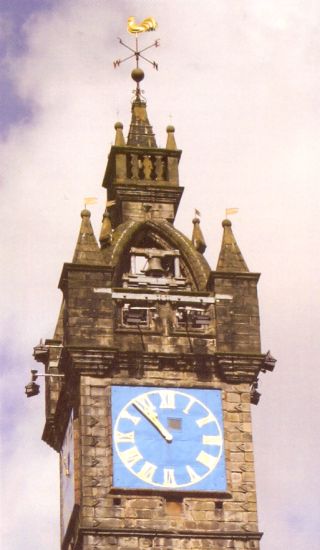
[113,17,160,99]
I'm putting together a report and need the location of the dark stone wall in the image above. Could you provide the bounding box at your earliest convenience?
[72,371,260,550]
[61,267,113,347]
[57,260,262,550]
[210,274,261,354]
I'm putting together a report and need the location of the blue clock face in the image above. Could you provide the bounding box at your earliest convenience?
[61,411,75,538]
[112,386,226,491]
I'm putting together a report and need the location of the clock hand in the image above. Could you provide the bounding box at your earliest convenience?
[133,401,173,442]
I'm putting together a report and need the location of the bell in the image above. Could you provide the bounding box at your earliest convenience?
[144,256,165,277]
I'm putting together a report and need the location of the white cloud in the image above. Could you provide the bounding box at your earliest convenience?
[0,13,13,46]
[1,366,59,548]
[1,1,320,548]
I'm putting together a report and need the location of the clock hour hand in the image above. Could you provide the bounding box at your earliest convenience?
[133,401,173,442]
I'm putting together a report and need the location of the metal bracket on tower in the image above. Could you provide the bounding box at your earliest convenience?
[25,369,64,398]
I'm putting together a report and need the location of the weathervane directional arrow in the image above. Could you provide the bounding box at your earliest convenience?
[113,37,160,71]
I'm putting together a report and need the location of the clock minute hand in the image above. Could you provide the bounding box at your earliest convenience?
[133,401,173,442]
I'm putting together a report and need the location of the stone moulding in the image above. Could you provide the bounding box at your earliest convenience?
[39,347,273,399]
[63,526,263,550]
[215,353,265,383]
[52,347,271,383]
[78,527,263,540]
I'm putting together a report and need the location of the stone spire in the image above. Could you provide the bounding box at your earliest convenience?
[99,209,113,248]
[216,219,249,272]
[192,216,207,254]
[127,68,157,148]
[166,125,177,150]
[53,301,64,341]
[114,121,125,146]
[72,209,105,265]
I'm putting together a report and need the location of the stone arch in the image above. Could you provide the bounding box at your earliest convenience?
[109,219,210,290]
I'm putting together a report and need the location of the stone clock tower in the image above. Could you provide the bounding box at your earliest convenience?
[33,36,275,550]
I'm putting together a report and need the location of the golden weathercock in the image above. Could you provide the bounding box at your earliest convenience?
[127,16,158,34]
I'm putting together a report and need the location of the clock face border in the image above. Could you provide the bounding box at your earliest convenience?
[111,386,227,492]
[61,410,75,538]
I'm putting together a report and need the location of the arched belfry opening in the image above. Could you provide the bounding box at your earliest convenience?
[109,220,210,291]
[107,219,215,336]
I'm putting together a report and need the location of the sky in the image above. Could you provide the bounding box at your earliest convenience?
[1,0,320,548]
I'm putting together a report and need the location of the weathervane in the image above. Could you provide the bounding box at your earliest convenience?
[113,16,159,99]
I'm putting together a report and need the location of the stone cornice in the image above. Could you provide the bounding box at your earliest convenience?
[58,263,113,290]
[207,271,260,287]
[62,347,215,378]
[42,346,273,383]
[111,145,182,157]
[60,347,271,383]
[113,183,184,209]
[215,352,266,383]
[78,526,263,540]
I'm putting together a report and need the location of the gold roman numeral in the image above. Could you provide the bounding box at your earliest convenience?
[159,390,176,409]
[183,396,196,415]
[202,434,222,446]
[163,468,177,487]
[114,431,135,444]
[196,450,219,470]
[134,394,156,414]
[119,408,141,425]
[120,446,143,468]
[196,411,215,428]
[186,465,201,483]
[138,461,157,483]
